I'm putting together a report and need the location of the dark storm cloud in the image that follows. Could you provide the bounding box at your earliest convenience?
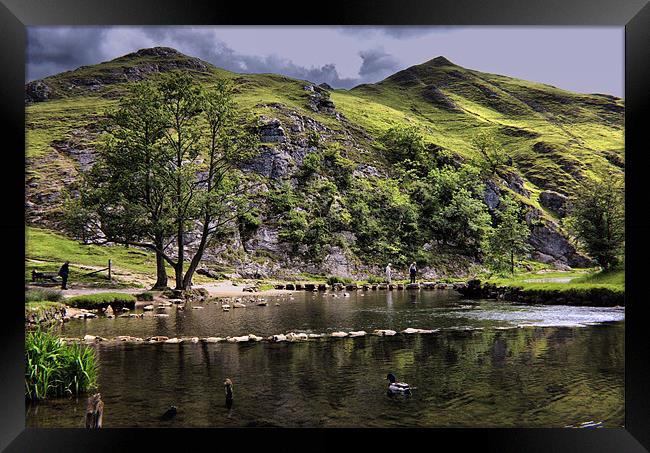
[27,27,368,88]
[27,27,109,80]
[136,27,360,87]
[358,48,400,79]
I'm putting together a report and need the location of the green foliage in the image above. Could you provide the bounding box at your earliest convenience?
[67,292,136,309]
[25,288,63,303]
[482,195,531,275]
[73,71,259,289]
[135,291,154,301]
[565,174,624,270]
[267,183,300,215]
[25,329,98,400]
[411,165,491,253]
[279,210,309,245]
[238,209,262,239]
[326,275,353,286]
[366,276,385,284]
[301,151,322,178]
[379,125,431,176]
[307,130,321,148]
[471,131,511,177]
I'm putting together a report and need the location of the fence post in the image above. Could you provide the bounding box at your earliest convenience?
[108,259,112,282]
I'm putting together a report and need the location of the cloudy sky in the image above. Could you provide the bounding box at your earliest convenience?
[27,26,624,97]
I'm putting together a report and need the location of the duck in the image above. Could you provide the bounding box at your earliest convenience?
[160,405,177,421]
[387,373,412,395]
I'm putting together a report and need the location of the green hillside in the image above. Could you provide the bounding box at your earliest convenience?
[25,47,624,279]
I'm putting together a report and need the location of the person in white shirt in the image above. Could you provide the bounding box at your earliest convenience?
[386,263,392,285]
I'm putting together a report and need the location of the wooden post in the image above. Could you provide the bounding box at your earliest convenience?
[108,259,112,282]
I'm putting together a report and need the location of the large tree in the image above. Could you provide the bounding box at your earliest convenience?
[72,72,258,290]
[565,174,624,270]
[65,81,174,288]
[482,195,531,275]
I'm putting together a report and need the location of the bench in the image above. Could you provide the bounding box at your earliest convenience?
[31,270,60,283]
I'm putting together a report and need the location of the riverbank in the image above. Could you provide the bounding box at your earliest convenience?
[458,279,624,307]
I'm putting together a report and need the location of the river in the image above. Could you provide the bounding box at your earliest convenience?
[26,290,624,427]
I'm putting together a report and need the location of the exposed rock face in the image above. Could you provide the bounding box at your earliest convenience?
[305,85,336,114]
[528,222,592,268]
[504,172,530,197]
[539,190,568,216]
[244,226,280,254]
[321,246,354,277]
[258,118,287,143]
[484,180,501,210]
[243,146,292,179]
[25,80,53,103]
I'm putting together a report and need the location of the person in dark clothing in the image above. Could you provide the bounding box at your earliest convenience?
[409,262,417,284]
[58,261,70,290]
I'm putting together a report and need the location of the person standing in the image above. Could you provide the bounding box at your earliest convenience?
[386,263,392,285]
[409,262,417,284]
[58,261,70,290]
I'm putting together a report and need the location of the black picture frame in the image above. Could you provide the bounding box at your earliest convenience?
[1,0,648,451]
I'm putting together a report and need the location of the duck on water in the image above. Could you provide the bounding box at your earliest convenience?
[387,373,412,396]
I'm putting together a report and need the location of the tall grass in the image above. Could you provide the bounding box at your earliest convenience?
[25,288,63,303]
[25,329,98,400]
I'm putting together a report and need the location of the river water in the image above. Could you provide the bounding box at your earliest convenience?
[26,290,625,428]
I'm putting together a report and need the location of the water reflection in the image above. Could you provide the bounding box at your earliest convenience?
[27,323,624,428]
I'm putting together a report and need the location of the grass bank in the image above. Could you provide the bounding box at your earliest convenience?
[26,227,214,287]
[66,292,136,310]
[467,268,625,306]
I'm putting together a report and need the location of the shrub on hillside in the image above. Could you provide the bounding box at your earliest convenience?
[326,275,353,286]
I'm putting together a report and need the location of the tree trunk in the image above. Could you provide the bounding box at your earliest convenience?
[182,219,210,289]
[153,251,168,290]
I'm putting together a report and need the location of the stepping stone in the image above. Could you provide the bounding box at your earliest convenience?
[373,329,397,336]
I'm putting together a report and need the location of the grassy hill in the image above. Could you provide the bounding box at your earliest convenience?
[25,47,623,279]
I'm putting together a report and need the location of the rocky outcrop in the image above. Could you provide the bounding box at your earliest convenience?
[305,85,336,114]
[528,221,592,268]
[258,118,287,143]
[539,190,568,216]
[25,80,53,103]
